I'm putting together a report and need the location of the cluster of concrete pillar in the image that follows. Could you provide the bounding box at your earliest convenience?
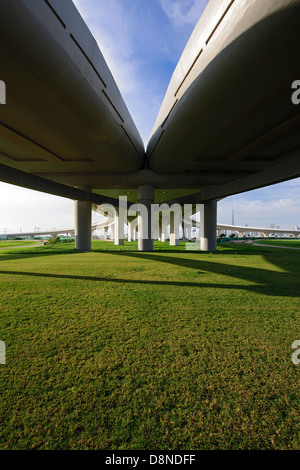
[74,185,217,252]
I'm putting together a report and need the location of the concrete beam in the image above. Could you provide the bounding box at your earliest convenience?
[35,169,249,189]
[0,163,121,206]
[163,155,300,206]
[201,154,300,202]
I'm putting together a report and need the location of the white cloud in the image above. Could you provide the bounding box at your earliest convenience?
[73,0,137,94]
[158,0,208,29]
[71,0,210,143]
[72,0,164,143]
[0,182,103,233]
[218,182,300,229]
[0,183,73,233]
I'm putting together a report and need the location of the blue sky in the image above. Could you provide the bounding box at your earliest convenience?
[0,0,299,233]
[71,0,210,142]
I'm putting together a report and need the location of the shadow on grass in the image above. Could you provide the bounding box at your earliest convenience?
[0,268,261,291]
[105,250,300,298]
[0,248,299,297]
[0,268,295,299]
[0,242,299,297]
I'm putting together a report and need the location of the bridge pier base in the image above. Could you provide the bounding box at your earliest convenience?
[114,209,124,246]
[158,218,162,241]
[104,226,109,240]
[138,185,154,251]
[127,217,137,242]
[74,185,92,251]
[170,211,180,246]
[159,216,168,242]
[200,199,217,251]
[183,222,192,241]
[127,220,132,242]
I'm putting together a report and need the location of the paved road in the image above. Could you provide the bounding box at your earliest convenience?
[0,243,44,250]
[227,240,300,250]
[252,242,300,250]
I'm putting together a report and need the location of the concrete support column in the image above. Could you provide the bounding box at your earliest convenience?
[103,211,109,240]
[200,199,217,251]
[158,218,162,241]
[127,217,137,242]
[170,211,180,246]
[153,210,160,241]
[185,226,192,241]
[127,221,132,242]
[161,216,168,242]
[114,210,124,246]
[111,223,115,242]
[104,226,109,240]
[182,223,186,241]
[154,221,159,241]
[137,185,154,251]
[132,219,138,241]
[74,185,92,251]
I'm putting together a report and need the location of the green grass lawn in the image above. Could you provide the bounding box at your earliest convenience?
[0,241,299,450]
[255,239,300,248]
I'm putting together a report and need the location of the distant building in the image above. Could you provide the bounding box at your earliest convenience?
[231,207,235,226]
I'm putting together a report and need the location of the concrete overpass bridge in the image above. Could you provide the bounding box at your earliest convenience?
[1,218,299,247]
[0,0,299,251]
[216,224,300,238]
[0,220,112,241]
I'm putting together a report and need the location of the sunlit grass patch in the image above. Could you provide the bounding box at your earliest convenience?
[0,242,299,450]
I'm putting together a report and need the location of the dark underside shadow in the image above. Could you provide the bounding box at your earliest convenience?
[0,244,299,298]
